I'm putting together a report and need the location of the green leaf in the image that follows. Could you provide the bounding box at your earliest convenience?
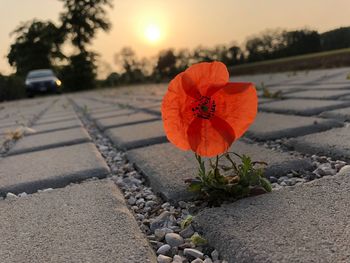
[260,177,272,192]
[188,181,202,192]
[181,215,193,229]
[191,233,207,245]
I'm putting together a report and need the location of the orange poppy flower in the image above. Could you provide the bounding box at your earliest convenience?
[161,61,257,157]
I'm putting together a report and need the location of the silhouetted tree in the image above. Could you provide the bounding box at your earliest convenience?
[245,29,320,62]
[0,73,26,101]
[114,47,147,83]
[280,30,321,56]
[321,27,350,51]
[59,0,112,90]
[7,20,64,76]
[60,52,97,91]
[154,49,178,80]
[59,0,112,52]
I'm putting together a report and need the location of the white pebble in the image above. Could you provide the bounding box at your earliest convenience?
[165,233,184,247]
[184,248,204,259]
[157,254,172,263]
[157,244,171,255]
[6,193,17,199]
[211,250,219,261]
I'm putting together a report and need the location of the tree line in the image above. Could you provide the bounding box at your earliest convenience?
[1,0,112,101]
[104,27,350,86]
[1,0,350,101]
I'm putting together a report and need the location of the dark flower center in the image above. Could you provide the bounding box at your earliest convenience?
[192,96,216,119]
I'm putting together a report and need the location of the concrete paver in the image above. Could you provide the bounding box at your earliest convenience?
[30,119,82,134]
[259,99,350,116]
[95,112,160,131]
[8,127,91,155]
[195,174,350,263]
[89,108,137,120]
[35,115,78,125]
[283,89,350,99]
[319,106,350,121]
[105,120,166,150]
[0,180,156,263]
[246,112,342,140]
[128,141,311,202]
[286,126,350,161]
[0,143,109,195]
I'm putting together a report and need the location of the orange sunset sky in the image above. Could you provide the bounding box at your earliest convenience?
[1,0,350,77]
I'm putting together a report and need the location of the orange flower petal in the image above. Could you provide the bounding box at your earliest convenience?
[187,116,236,157]
[181,73,201,99]
[184,61,229,96]
[162,72,195,150]
[213,82,257,140]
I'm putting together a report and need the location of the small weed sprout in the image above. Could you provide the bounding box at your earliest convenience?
[185,152,272,205]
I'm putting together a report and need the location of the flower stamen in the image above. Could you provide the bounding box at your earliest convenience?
[192,96,216,119]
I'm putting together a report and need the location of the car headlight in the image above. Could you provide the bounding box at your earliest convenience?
[55,79,62,86]
[25,80,31,86]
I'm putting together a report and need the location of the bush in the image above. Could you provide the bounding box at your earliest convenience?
[0,74,26,102]
[59,52,97,91]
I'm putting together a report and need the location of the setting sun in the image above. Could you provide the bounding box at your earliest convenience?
[144,24,161,43]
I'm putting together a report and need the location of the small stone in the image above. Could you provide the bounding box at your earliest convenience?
[191,259,204,263]
[98,145,108,151]
[211,250,219,261]
[173,255,184,262]
[178,201,188,209]
[127,196,136,205]
[203,258,213,263]
[136,198,145,205]
[165,233,184,247]
[150,211,171,231]
[146,194,157,200]
[269,176,277,183]
[316,156,328,163]
[157,254,172,263]
[6,192,17,199]
[280,181,287,187]
[337,165,350,176]
[136,213,144,220]
[178,242,193,249]
[184,248,204,259]
[157,244,171,255]
[18,192,27,197]
[179,225,195,238]
[285,178,297,186]
[277,176,288,184]
[146,200,157,207]
[161,202,171,209]
[155,229,166,241]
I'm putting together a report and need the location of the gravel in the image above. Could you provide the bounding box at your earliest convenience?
[73,100,349,263]
[73,102,226,263]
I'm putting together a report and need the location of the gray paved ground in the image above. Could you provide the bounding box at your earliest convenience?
[0,143,109,195]
[127,141,312,202]
[245,112,342,140]
[194,174,350,263]
[1,67,350,262]
[286,126,350,161]
[106,120,166,150]
[8,127,91,155]
[0,180,156,263]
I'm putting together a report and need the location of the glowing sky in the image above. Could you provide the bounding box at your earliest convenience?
[1,0,350,76]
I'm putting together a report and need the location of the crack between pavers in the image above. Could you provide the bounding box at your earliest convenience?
[0,98,59,156]
[69,97,228,262]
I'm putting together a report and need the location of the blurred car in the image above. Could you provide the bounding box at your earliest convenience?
[25,69,62,97]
